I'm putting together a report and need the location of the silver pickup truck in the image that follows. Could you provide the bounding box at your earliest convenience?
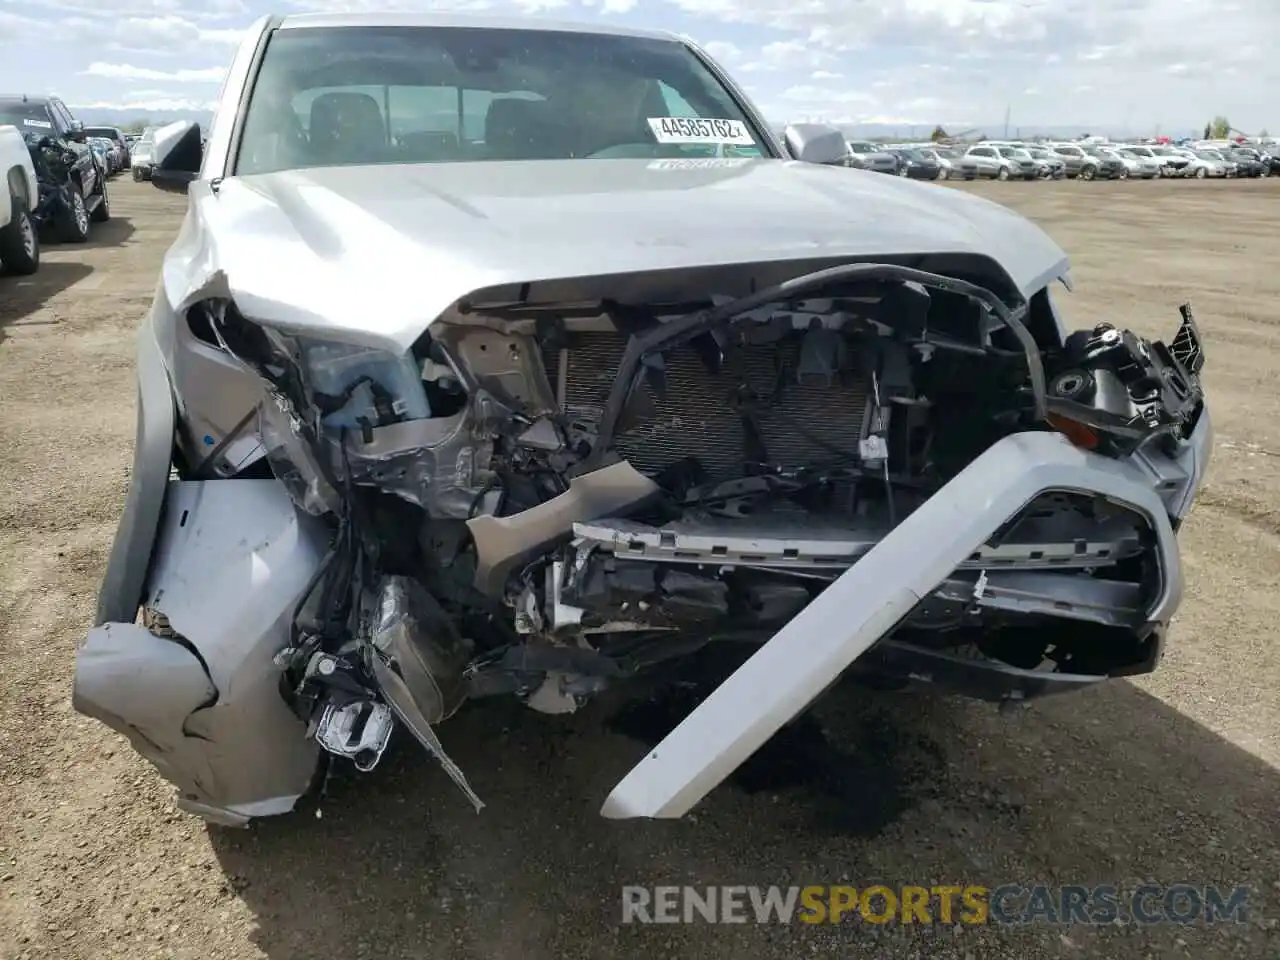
[75,11,1211,829]
[0,124,40,274]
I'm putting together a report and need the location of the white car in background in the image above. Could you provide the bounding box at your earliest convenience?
[0,123,39,274]
[131,127,158,181]
[1118,145,1173,177]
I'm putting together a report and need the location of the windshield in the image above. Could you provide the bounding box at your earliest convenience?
[0,102,55,133]
[85,126,120,140]
[236,25,769,174]
[1197,150,1223,161]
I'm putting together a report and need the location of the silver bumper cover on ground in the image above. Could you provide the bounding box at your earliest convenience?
[600,428,1189,819]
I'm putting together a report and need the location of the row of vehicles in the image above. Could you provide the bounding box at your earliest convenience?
[0,95,123,275]
[844,137,1280,182]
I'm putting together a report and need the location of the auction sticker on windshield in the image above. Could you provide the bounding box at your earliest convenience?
[23,119,52,129]
[648,117,755,146]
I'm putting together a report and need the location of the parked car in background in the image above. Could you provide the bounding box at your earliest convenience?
[991,146,1037,180]
[0,96,108,226]
[845,140,900,175]
[1260,147,1280,176]
[0,123,40,274]
[85,125,131,168]
[1198,149,1237,177]
[1147,145,1191,177]
[962,144,1014,179]
[1227,146,1265,178]
[1047,143,1100,180]
[932,146,978,179]
[1183,150,1228,178]
[915,146,952,179]
[1081,145,1127,179]
[131,127,158,180]
[88,136,115,175]
[25,127,113,241]
[1025,146,1066,179]
[890,147,942,180]
[1114,147,1161,179]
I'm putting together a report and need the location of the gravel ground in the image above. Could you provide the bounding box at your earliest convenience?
[1,176,1278,960]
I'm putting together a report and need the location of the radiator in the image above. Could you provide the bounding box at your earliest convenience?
[548,332,872,481]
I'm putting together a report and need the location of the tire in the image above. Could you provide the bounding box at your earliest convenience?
[132,166,143,182]
[1195,166,1207,179]
[0,192,39,275]
[898,165,909,177]
[56,185,90,243]
[936,168,948,180]
[1116,167,1129,180]
[90,176,110,223]
[1080,165,1096,181]
[996,165,1010,181]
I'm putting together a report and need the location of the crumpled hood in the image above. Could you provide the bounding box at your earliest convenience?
[175,158,1068,352]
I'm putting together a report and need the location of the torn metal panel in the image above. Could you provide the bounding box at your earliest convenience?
[73,623,219,800]
[74,478,329,819]
[600,430,1183,820]
[467,460,660,596]
[330,406,501,519]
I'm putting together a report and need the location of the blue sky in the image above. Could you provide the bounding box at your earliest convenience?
[0,0,1275,133]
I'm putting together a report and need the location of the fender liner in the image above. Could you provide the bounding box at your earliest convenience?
[95,315,175,626]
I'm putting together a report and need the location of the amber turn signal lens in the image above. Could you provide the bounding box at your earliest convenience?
[1047,413,1100,450]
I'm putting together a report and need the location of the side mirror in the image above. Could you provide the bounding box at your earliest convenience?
[67,120,86,143]
[151,120,203,194]
[783,122,849,166]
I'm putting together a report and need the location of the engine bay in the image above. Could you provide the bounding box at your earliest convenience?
[181,262,1206,799]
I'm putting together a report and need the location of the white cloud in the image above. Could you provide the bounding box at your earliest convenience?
[782,85,875,105]
[701,40,742,61]
[8,0,1278,133]
[68,98,219,112]
[669,0,1280,129]
[82,62,226,83]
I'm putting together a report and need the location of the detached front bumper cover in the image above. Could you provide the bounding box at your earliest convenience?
[601,427,1189,819]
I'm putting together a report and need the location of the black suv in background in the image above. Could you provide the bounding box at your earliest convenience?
[0,95,110,242]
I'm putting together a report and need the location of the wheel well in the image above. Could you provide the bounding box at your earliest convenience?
[6,165,28,206]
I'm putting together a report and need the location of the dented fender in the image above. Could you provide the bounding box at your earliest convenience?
[75,478,329,823]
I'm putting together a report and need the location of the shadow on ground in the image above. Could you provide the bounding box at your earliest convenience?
[0,260,94,333]
[82,215,136,248]
[210,673,1280,959]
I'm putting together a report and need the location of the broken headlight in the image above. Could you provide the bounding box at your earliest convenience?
[1045,304,1205,457]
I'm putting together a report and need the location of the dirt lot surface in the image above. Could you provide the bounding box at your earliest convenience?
[1,177,1278,960]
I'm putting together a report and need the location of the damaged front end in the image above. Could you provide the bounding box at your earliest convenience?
[75,260,1209,824]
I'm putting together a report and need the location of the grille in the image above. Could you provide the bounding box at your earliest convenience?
[549,332,871,481]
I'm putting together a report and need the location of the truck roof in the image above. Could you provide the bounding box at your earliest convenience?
[275,11,678,43]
